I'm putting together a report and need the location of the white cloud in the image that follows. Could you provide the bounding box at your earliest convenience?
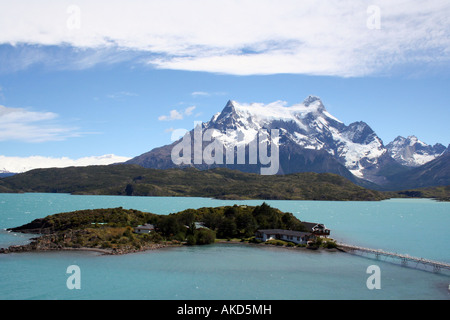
[184,106,196,116]
[0,0,449,76]
[191,91,210,97]
[158,106,196,121]
[0,154,131,173]
[0,105,80,142]
[106,91,138,99]
[158,109,183,121]
[191,91,227,97]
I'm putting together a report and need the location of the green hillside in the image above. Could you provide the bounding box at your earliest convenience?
[0,164,387,201]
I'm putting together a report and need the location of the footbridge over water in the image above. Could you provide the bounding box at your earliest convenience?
[337,243,450,273]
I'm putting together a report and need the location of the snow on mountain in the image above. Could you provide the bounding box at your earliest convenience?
[127,96,446,185]
[0,154,132,174]
[205,96,387,181]
[329,122,386,179]
[386,136,447,167]
[208,97,340,149]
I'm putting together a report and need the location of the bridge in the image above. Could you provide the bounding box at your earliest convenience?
[337,243,450,273]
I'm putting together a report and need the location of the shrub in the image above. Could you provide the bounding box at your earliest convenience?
[314,237,323,246]
[286,242,294,247]
[248,237,262,244]
[186,234,196,246]
[174,232,186,242]
[266,239,287,246]
[323,239,337,249]
[149,232,163,243]
[101,241,112,249]
[195,228,216,245]
[123,227,133,238]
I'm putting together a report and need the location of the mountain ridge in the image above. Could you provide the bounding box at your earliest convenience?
[382,152,450,190]
[126,97,448,187]
[386,135,446,167]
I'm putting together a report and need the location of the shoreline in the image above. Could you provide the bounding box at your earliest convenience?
[215,238,342,253]
[0,241,172,256]
[3,238,448,277]
[1,191,449,202]
[0,238,340,256]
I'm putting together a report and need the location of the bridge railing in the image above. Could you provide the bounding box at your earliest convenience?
[336,243,450,272]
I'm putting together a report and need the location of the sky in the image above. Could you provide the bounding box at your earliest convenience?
[0,0,449,171]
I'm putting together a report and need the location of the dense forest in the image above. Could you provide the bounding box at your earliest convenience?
[157,202,306,240]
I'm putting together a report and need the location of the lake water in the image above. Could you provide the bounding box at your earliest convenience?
[0,193,449,300]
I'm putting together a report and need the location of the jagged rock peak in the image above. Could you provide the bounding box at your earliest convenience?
[303,95,322,106]
[222,100,237,112]
[386,135,447,167]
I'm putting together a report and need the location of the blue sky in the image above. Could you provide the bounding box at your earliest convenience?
[0,0,449,169]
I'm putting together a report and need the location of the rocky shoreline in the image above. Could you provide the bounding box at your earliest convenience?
[1,239,340,256]
[0,233,171,256]
[0,240,169,255]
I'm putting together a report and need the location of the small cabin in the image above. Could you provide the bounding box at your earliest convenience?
[301,222,331,236]
[134,224,155,234]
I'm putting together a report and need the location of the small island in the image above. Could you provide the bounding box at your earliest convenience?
[0,203,336,255]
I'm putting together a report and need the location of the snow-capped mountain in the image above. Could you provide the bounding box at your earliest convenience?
[386,136,447,167]
[206,97,389,181]
[128,97,382,184]
[127,96,446,186]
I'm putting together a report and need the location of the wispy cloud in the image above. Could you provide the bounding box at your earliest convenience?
[106,91,138,99]
[184,106,196,116]
[191,91,210,97]
[0,1,449,76]
[158,105,196,121]
[0,44,145,73]
[0,105,81,143]
[191,91,227,97]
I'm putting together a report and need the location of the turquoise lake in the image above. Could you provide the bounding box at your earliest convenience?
[0,193,449,300]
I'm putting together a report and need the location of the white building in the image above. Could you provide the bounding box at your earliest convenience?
[255,229,314,245]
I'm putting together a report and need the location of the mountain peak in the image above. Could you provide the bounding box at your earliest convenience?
[303,95,322,106]
[406,135,420,145]
[225,99,236,107]
[392,136,406,142]
[387,135,447,167]
[302,95,326,114]
[223,100,237,112]
[344,121,378,145]
[210,99,241,127]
